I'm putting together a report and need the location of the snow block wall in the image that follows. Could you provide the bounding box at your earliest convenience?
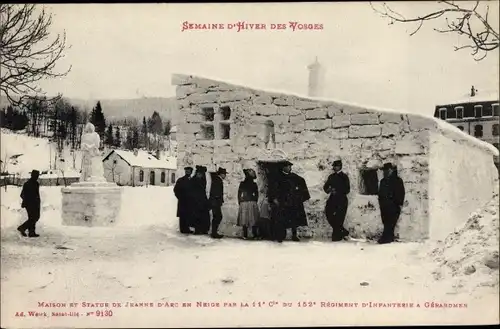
[172,74,498,242]
[429,125,499,241]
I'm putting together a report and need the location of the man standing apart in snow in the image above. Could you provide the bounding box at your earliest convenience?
[323,157,351,241]
[272,161,310,243]
[377,163,405,244]
[17,170,41,237]
[174,166,194,234]
[209,167,227,239]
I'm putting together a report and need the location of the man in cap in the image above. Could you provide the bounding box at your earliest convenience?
[271,160,310,242]
[378,162,405,244]
[17,170,41,237]
[208,167,227,239]
[191,165,211,235]
[174,166,194,234]
[323,156,351,241]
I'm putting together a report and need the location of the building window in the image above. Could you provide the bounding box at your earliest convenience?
[220,106,231,120]
[457,125,464,131]
[474,124,483,138]
[220,123,231,139]
[113,159,117,164]
[139,170,144,182]
[483,104,493,117]
[446,107,457,119]
[161,171,166,183]
[493,103,499,116]
[199,106,231,140]
[474,105,483,118]
[463,106,474,118]
[455,107,464,119]
[359,169,379,195]
[439,108,447,120]
[202,107,215,121]
[171,173,176,184]
[493,124,499,136]
[150,171,155,185]
[201,124,215,140]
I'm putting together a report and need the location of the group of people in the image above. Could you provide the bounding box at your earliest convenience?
[16,156,405,245]
[322,157,405,244]
[174,157,405,245]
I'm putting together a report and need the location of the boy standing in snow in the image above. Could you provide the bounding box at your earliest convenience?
[377,162,405,244]
[17,170,41,238]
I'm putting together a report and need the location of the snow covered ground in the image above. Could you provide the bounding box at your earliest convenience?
[1,185,498,327]
[1,129,83,176]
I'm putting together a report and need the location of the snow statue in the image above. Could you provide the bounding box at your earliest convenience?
[263,120,276,150]
[61,122,123,227]
[80,122,105,182]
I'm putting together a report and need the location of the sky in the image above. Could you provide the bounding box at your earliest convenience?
[35,2,499,116]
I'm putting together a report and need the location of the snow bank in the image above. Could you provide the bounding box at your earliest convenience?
[428,191,499,296]
[0,129,83,176]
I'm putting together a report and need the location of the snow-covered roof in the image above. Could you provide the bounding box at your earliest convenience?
[172,73,499,157]
[107,149,177,170]
[436,91,499,107]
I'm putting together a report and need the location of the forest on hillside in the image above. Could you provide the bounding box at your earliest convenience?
[0,97,173,154]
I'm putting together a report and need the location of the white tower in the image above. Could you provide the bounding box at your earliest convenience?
[307,57,325,97]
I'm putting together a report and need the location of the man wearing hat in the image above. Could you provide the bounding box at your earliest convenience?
[17,170,41,237]
[174,166,194,234]
[208,167,227,239]
[378,162,405,244]
[323,156,351,241]
[271,160,310,242]
[191,165,211,235]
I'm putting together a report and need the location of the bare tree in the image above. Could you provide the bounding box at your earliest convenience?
[0,4,71,106]
[371,1,499,61]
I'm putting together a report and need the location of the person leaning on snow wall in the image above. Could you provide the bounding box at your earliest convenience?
[377,162,405,244]
[17,170,41,238]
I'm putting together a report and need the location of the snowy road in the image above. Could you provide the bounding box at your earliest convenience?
[1,186,498,327]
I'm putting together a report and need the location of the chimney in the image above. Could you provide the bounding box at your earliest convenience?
[133,148,138,156]
[307,57,325,97]
[156,149,161,160]
[470,85,477,97]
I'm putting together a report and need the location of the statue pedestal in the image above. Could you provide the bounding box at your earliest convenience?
[61,181,123,227]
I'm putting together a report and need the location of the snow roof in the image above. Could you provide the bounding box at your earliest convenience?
[172,73,499,157]
[106,149,177,170]
[436,91,499,107]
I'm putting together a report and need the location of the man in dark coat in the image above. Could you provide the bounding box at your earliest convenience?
[323,157,351,241]
[271,161,310,242]
[191,166,211,235]
[378,163,405,244]
[209,167,227,239]
[174,166,194,234]
[17,170,41,237]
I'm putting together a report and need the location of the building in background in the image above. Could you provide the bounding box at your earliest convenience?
[102,149,177,187]
[433,86,499,166]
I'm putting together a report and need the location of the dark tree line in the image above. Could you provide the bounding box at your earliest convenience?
[0,105,29,131]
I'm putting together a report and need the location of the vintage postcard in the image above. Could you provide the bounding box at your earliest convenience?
[1,2,499,328]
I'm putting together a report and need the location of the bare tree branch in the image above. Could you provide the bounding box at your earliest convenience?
[370,1,499,60]
[0,4,71,108]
